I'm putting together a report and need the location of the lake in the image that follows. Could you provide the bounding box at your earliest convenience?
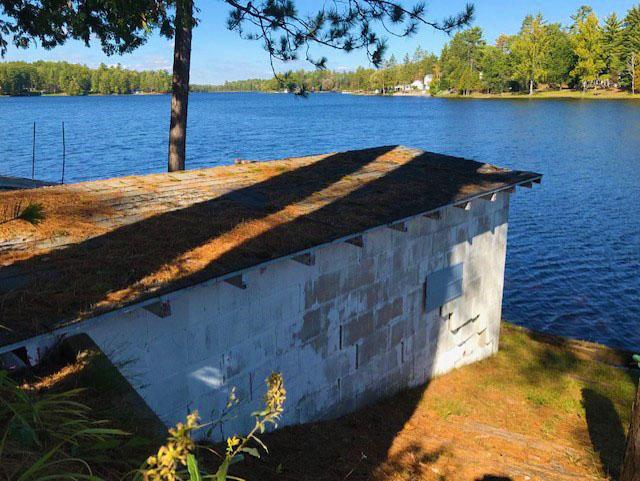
[1,92,639,351]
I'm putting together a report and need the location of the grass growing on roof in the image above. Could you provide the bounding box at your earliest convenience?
[16,202,46,224]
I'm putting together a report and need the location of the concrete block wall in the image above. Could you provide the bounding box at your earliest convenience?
[6,192,510,440]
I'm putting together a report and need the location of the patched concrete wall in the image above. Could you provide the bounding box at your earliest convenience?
[5,192,510,440]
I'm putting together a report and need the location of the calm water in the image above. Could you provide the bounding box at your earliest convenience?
[1,93,639,351]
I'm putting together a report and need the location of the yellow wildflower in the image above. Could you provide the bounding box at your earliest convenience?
[226,435,241,454]
[142,410,200,481]
[264,372,286,415]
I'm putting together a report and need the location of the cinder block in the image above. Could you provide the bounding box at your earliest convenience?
[323,349,353,379]
[297,383,340,423]
[311,270,342,305]
[300,306,323,343]
[431,229,451,256]
[341,257,375,292]
[390,318,408,349]
[315,242,361,273]
[374,297,404,329]
[363,226,395,256]
[408,237,432,265]
[344,311,374,345]
[250,283,302,329]
[359,328,389,367]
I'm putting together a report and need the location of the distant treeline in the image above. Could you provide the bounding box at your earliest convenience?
[0,61,171,96]
[196,48,437,93]
[205,4,640,95]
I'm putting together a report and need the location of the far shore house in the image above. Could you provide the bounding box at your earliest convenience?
[424,73,434,90]
[392,74,433,93]
[410,79,424,90]
[0,146,540,439]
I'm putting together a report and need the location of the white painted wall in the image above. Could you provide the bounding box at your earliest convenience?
[2,192,510,440]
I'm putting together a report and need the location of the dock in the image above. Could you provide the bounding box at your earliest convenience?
[0,176,58,191]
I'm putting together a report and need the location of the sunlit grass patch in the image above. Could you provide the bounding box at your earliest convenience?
[430,397,470,419]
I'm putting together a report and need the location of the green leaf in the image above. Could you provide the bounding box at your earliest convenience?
[215,458,230,481]
[240,447,260,458]
[187,453,202,481]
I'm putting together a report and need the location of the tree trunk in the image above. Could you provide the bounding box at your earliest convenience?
[621,383,640,481]
[529,79,534,95]
[633,54,636,95]
[168,0,193,172]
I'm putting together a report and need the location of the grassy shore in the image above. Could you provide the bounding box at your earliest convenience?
[434,89,640,100]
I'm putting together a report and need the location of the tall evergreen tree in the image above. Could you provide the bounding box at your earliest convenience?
[439,27,484,95]
[570,5,594,30]
[624,5,640,93]
[480,43,511,93]
[603,13,626,85]
[511,14,551,94]
[570,11,605,90]
[544,24,574,87]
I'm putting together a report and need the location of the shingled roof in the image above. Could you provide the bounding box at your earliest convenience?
[0,146,541,346]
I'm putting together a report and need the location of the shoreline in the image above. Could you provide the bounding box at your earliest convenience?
[4,89,640,100]
[0,91,169,98]
[345,89,640,100]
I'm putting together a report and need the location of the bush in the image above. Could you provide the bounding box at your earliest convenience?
[0,370,127,481]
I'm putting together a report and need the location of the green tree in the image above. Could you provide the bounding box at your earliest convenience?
[603,13,625,85]
[570,5,594,30]
[544,24,574,87]
[624,5,640,93]
[511,14,551,94]
[439,27,485,95]
[0,60,171,96]
[570,11,605,90]
[480,38,511,93]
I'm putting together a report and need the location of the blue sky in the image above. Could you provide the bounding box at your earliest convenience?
[3,0,639,83]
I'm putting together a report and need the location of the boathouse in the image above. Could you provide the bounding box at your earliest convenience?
[0,146,540,439]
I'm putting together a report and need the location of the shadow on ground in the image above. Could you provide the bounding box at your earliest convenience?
[227,326,638,481]
[582,387,627,480]
[230,384,431,481]
[475,476,512,481]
